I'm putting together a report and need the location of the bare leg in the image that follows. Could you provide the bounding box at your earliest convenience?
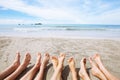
[68,57,77,80]
[51,56,62,80]
[5,53,31,80]
[35,53,50,80]
[0,52,20,80]
[89,57,107,80]
[20,53,41,80]
[50,53,65,80]
[93,54,119,80]
[79,57,91,80]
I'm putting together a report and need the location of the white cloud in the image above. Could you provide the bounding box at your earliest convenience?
[0,0,80,20]
[0,0,120,24]
[0,0,83,24]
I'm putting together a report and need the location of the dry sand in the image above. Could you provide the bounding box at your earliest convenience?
[0,36,120,80]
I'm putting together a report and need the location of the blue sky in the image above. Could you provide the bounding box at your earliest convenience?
[0,0,120,24]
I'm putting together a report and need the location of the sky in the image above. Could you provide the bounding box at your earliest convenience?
[0,0,120,24]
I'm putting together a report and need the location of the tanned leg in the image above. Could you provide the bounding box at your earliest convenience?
[5,53,31,80]
[79,57,91,80]
[35,53,50,80]
[68,57,77,80]
[89,57,107,80]
[0,52,20,80]
[93,54,119,80]
[20,53,41,80]
[51,56,62,80]
[50,53,65,80]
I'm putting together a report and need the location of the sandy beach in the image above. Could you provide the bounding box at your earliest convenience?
[0,36,120,80]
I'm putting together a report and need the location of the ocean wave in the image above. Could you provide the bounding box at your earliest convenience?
[13,27,120,32]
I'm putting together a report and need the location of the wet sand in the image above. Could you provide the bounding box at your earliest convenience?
[0,36,120,80]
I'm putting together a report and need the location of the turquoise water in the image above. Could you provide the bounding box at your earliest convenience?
[0,24,120,38]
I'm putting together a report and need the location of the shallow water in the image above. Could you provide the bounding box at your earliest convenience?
[0,24,120,38]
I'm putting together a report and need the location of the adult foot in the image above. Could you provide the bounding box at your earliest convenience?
[92,54,101,65]
[68,57,76,72]
[50,53,65,80]
[12,52,20,69]
[34,53,50,80]
[34,53,41,68]
[0,53,20,80]
[42,53,50,67]
[58,53,65,69]
[79,57,90,80]
[92,54,119,80]
[51,56,58,69]
[4,53,31,80]
[89,57,107,80]
[20,53,41,80]
[21,53,31,66]
[68,57,77,80]
[79,57,87,78]
[51,56,62,80]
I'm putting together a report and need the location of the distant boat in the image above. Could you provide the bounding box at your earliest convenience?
[34,23,42,25]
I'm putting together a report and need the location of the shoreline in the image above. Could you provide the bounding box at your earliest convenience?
[0,35,120,41]
[0,36,120,80]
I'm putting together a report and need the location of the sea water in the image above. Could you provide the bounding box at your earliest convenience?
[0,24,120,39]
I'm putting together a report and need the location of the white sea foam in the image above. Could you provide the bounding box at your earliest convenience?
[13,27,120,32]
[0,24,120,38]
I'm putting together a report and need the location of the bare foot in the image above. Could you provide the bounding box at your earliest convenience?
[34,53,50,80]
[89,57,107,80]
[79,57,87,77]
[0,53,20,80]
[59,53,65,64]
[68,57,77,80]
[42,53,50,67]
[79,57,90,80]
[58,53,65,71]
[4,53,31,80]
[93,54,101,64]
[68,57,75,71]
[21,53,31,66]
[12,52,20,69]
[58,53,65,69]
[51,56,58,69]
[92,54,119,80]
[89,57,99,76]
[50,53,65,80]
[51,56,62,80]
[20,53,41,80]
[34,53,41,68]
